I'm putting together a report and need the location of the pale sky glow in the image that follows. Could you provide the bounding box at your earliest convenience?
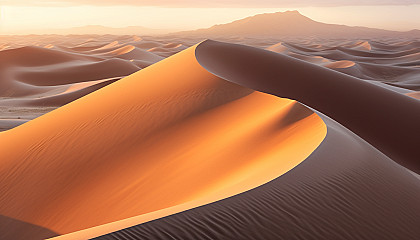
[0,3,419,34]
[3,0,419,7]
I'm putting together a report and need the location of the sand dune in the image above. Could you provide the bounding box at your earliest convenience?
[323,60,355,69]
[0,36,175,131]
[348,40,372,51]
[65,115,420,240]
[0,34,419,240]
[16,59,139,86]
[98,45,164,62]
[266,42,288,53]
[196,40,420,174]
[133,41,164,49]
[47,39,420,240]
[0,46,100,67]
[1,78,118,107]
[0,44,326,239]
[90,41,121,52]
[407,91,420,99]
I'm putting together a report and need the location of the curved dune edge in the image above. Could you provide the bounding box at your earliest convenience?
[195,40,420,174]
[406,91,420,99]
[324,60,355,69]
[0,44,326,239]
[87,113,420,240]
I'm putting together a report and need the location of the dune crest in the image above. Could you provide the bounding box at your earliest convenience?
[49,39,420,240]
[266,42,288,53]
[406,91,420,99]
[0,44,326,239]
[324,60,355,69]
[1,34,419,240]
[195,40,420,174]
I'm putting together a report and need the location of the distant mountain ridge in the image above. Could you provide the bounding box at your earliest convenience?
[174,11,420,38]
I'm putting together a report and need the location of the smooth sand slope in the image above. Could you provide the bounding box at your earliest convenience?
[1,35,419,239]
[0,38,167,131]
[1,35,417,134]
[86,114,420,240]
[0,45,326,240]
[196,40,420,174]
[52,40,420,240]
[407,91,420,99]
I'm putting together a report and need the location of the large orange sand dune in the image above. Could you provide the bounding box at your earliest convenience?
[0,34,419,240]
[52,39,420,240]
[0,44,326,240]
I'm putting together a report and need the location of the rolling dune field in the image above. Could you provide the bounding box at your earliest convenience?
[0,33,419,240]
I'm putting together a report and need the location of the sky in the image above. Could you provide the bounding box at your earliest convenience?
[1,0,419,34]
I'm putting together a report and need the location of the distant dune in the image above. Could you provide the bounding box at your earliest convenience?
[0,36,172,131]
[5,25,172,36]
[49,39,420,240]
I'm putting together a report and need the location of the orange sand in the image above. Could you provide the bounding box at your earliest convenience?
[0,45,326,238]
[406,91,420,99]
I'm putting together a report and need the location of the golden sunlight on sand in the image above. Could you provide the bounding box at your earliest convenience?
[0,45,326,238]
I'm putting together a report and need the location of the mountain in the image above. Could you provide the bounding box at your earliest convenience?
[175,11,420,38]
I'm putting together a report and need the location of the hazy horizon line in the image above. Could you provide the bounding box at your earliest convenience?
[2,9,419,35]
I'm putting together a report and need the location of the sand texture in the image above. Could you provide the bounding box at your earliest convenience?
[0,33,419,240]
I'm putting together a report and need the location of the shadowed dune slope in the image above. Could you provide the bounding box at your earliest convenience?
[0,46,100,67]
[0,79,118,107]
[83,115,420,240]
[2,36,419,240]
[0,215,58,240]
[50,39,420,240]
[0,37,169,131]
[195,40,420,174]
[0,45,326,239]
[15,58,140,86]
[97,45,164,62]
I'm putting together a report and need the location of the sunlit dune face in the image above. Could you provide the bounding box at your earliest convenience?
[0,45,326,236]
[108,45,135,55]
[324,60,356,69]
[0,1,418,238]
[266,43,287,53]
[406,91,420,100]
